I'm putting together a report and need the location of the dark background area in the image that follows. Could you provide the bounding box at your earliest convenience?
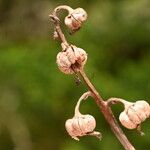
[0,0,150,149]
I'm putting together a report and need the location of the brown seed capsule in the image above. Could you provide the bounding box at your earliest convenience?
[64,8,87,32]
[56,43,87,74]
[65,92,101,140]
[65,114,96,140]
[119,111,137,129]
[134,101,150,119]
[119,100,150,129]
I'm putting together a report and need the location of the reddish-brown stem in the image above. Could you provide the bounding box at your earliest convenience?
[79,69,135,150]
[50,6,136,150]
[49,15,68,46]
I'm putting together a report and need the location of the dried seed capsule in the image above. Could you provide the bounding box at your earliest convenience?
[56,43,87,74]
[119,100,150,129]
[126,107,141,125]
[134,101,150,118]
[64,8,87,32]
[65,114,96,140]
[119,111,137,129]
[65,92,101,140]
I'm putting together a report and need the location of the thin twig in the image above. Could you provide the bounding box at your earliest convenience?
[49,15,68,45]
[53,5,74,16]
[74,91,92,116]
[50,7,136,150]
[107,97,127,106]
[79,69,135,150]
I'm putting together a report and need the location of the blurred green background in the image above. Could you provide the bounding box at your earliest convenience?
[0,0,150,150]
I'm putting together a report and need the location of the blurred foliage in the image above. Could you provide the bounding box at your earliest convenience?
[0,0,150,150]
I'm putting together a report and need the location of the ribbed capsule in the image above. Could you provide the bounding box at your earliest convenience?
[119,111,137,129]
[56,44,87,74]
[65,114,96,140]
[119,100,150,129]
[64,8,87,32]
[134,101,150,118]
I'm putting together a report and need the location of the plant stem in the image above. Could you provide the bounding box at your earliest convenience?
[74,91,91,116]
[53,5,74,15]
[79,69,135,150]
[49,15,68,45]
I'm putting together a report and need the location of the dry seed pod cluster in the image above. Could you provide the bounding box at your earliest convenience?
[51,5,150,149]
[56,43,87,74]
[65,8,87,32]
[65,92,101,141]
[119,100,150,129]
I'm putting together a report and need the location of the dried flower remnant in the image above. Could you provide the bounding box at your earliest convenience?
[65,92,101,141]
[53,30,60,40]
[56,43,87,74]
[118,100,150,129]
[65,8,87,33]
